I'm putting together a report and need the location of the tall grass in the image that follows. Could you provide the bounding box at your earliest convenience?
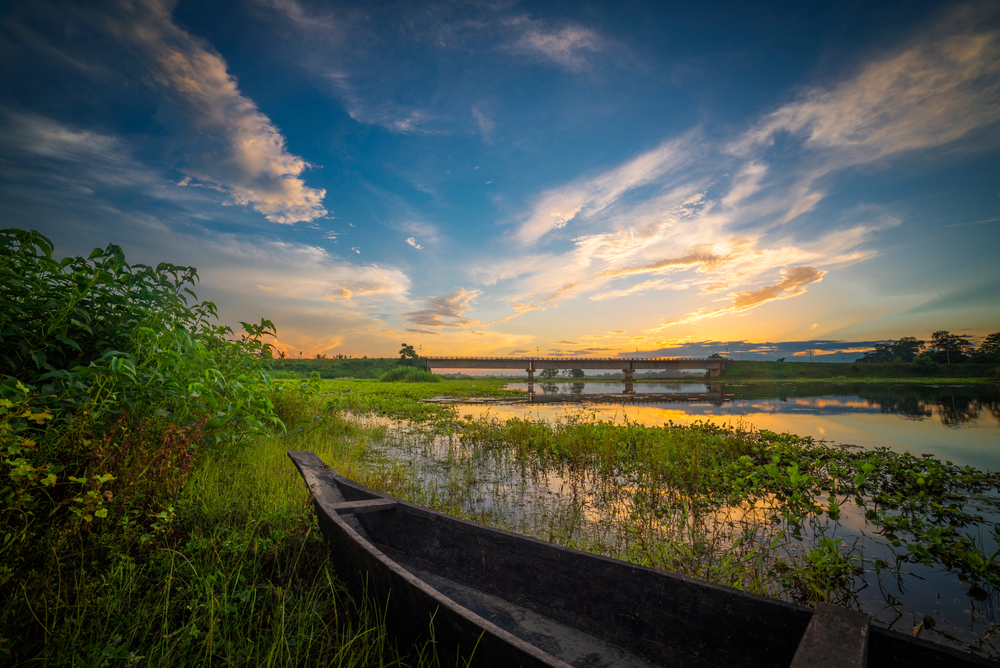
[378,368,440,383]
[2,383,447,666]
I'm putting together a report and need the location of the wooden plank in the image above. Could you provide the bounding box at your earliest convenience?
[332,499,398,514]
[790,603,870,668]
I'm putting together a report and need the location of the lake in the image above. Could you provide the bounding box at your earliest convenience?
[487,381,1000,472]
[368,380,1000,655]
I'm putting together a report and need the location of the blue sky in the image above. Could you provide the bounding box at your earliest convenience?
[1,0,998,359]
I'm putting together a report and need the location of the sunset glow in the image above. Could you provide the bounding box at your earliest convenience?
[2,0,997,358]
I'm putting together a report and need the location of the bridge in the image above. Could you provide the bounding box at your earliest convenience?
[422,356,730,383]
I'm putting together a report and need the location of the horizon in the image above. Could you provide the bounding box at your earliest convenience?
[2,0,998,359]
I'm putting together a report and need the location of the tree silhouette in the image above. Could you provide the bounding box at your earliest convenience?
[399,343,418,359]
[930,331,973,364]
[978,332,1000,363]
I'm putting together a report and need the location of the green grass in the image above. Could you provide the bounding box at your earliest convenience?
[301,376,520,424]
[269,358,421,380]
[378,367,440,383]
[2,388,449,667]
[7,368,998,663]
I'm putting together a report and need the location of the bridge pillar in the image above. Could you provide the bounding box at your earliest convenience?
[526,361,535,383]
[623,367,634,393]
[709,367,721,378]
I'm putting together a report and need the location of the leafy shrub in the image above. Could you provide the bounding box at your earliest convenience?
[0,228,284,661]
[910,353,937,372]
[378,366,440,383]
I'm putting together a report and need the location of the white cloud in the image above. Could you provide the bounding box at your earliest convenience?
[732,24,1000,165]
[405,237,424,250]
[513,132,696,244]
[507,19,601,70]
[402,289,483,329]
[99,0,328,224]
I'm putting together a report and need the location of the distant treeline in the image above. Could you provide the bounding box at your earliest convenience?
[857,331,1000,366]
[719,360,998,380]
[268,357,423,379]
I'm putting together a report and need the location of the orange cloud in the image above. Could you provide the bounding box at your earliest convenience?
[651,265,827,330]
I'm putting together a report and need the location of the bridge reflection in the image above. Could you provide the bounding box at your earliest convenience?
[517,383,726,404]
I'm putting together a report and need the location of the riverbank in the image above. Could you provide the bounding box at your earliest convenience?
[269,358,1000,383]
[718,360,999,381]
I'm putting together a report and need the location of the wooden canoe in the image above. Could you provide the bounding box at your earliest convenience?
[288,450,990,668]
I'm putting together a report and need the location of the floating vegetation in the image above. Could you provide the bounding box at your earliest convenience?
[305,376,1000,658]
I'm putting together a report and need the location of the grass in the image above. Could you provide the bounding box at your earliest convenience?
[293,377,1000,655]
[7,374,999,663]
[2,384,469,667]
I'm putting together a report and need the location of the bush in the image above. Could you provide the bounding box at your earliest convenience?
[0,228,284,661]
[378,367,440,383]
[910,354,937,373]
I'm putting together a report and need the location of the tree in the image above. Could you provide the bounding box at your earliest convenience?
[569,368,585,378]
[977,332,1000,362]
[858,336,925,363]
[539,368,558,379]
[892,336,924,363]
[858,343,894,363]
[399,343,418,360]
[929,331,974,364]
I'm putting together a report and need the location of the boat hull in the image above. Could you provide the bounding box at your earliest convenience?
[288,450,990,668]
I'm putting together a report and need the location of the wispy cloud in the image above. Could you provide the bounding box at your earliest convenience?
[0,112,157,190]
[97,0,328,224]
[513,132,696,244]
[405,237,424,250]
[506,18,601,71]
[402,289,483,329]
[476,13,1000,332]
[731,20,1000,165]
[650,266,827,330]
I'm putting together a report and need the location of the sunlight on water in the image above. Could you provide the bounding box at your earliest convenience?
[468,383,1000,472]
[347,382,1000,656]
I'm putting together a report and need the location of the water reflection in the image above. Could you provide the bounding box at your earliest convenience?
[483,382,1000,472]
[512,381,1000,427]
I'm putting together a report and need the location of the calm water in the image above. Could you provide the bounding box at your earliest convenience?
[493,382,1000,472]
[373,381,1000,653]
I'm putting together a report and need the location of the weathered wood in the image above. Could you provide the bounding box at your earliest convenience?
[331,499,398,514]
[287,450,993,668]
[790,603,869,668]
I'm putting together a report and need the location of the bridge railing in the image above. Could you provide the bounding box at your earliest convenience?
[422,356,730,362]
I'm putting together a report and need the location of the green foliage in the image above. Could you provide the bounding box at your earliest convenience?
[718,359,998,381]
[858,336,925,363]
[399,343,418,360]
[0,228,289,664]
[910,353,937,372]
[378,367,440,383]
[268,357,411,379]
[930,330,975,364]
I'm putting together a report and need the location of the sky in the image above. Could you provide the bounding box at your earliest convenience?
[1,0,998,361]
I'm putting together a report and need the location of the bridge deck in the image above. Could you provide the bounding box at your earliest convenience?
[423,356,728,371]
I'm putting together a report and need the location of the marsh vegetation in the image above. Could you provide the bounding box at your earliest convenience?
[3,228,998,664]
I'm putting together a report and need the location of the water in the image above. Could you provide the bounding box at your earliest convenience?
[494,381,1000,472]
[361,381,1000,656]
